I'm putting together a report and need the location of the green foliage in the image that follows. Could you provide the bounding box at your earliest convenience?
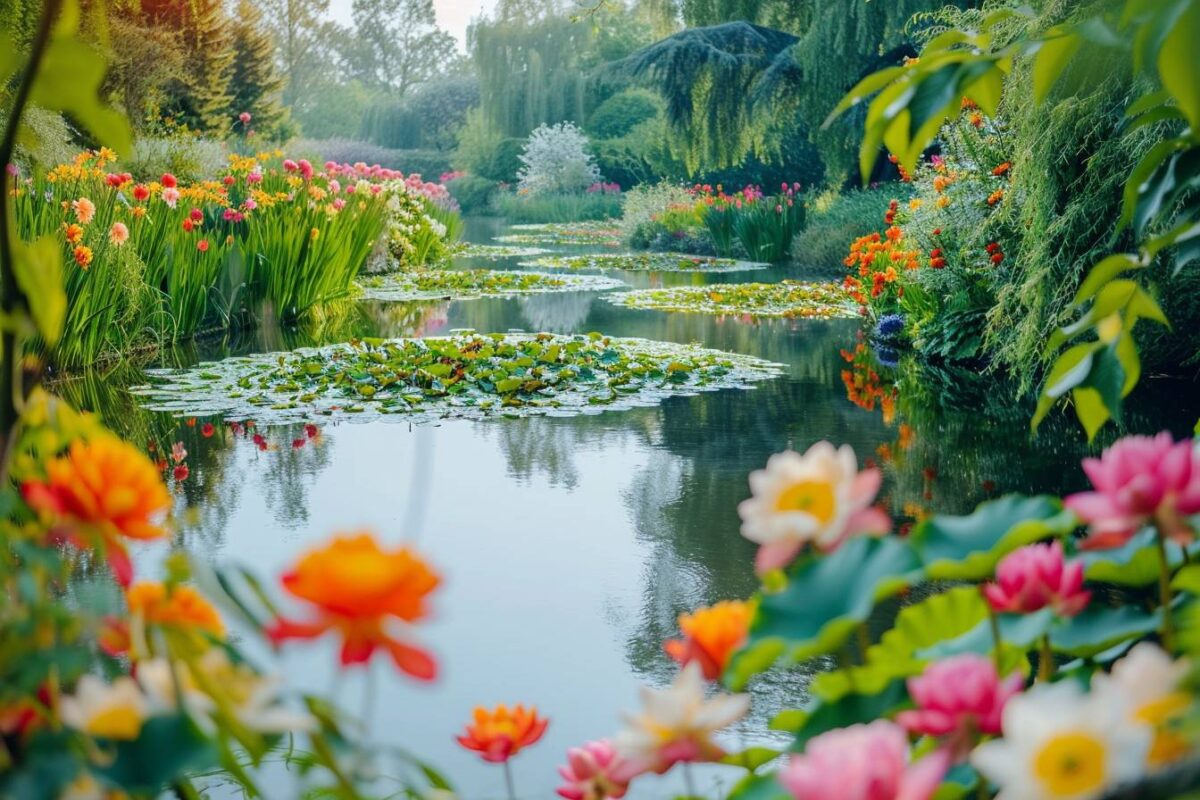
[492,191,623,223]
[359,269,623,301]
[793,186,897,269]
[445,175,496,214]
[226,0,288,138]
[127,133,227,183]
[587,88,663,139]
[605,280,856,319]
[360,75,480,150]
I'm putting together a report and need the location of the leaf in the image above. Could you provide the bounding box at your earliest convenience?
[719,747,783,771]
[1072,386,1112,441]
[99,714,217,793]
[780,678,910,751]
[1080,344,1125,426]
[910,495,1074,581]
[1051,605,1162,657]
[1082,528,1188,587]
[920,609,1055,660]
[727,773,790,800]
[827,66,904,123]
[1073,254,1142,304]
[1033,31,1082,103]
[1172,564,1200,594]
[11,237,66,346]
[727,537,922,690]
[1158,0,1200,130]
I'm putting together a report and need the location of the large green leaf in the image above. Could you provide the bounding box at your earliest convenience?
[910,495,1074,581]
[920,609,1055,660]
[1083,528,1198,587]
[99,714,217,793]
[11,237,65,346]
[727,773,790,800]
[1158,0,1200,130]
[1033,30,1082,103]
[1050,605,1162,657]
[810,586,988,702]
[727,537,922,690]
[774,678,910,752]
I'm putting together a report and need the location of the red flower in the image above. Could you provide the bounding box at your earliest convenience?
[132,184,150,201]
[182,219,194,233]
[173,464,189,481]
[161,173,177,188]
[991,252,1004,265]
[197,239,209,252]
[292,438,305,449]
[201,423,214,438]
[189,208,203,222]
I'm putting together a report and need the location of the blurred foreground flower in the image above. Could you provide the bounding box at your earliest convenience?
[556,739,630,800]
[983,540,1090,617]
[663,600,750,681]
[896,654,1022,757]
[59,675,147,741]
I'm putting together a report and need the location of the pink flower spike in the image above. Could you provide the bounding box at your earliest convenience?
[780,721,949,800]
[1065,433,1200,548]
[983,540,1090,617]
[556,739,631,800]
[896,654,1023,757]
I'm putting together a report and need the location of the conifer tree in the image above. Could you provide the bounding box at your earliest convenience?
[227,0,288,136]
[180,0,235,133]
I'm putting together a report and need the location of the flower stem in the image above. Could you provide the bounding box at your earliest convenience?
[504,760,517,800]
[682,762,698,798]
[983,590,1002,673]
[1156,528,1176,652]
[856,623,871,663]
[1038,634,1053,683]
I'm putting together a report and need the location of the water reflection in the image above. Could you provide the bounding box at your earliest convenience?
[46,218,1200,799]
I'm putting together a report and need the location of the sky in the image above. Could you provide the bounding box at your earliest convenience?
[326,0,500,51]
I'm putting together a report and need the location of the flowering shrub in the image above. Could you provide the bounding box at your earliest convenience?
[516,122,602,196]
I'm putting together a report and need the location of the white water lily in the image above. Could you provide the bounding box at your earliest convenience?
[59,674,147,741]
[613,662,749,780]
[1093,643,1192,770]
[738,442,889,573]
[970,680,1150,800]
[138,651,313,734]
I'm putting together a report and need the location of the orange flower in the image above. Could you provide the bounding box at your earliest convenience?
[267,532,439,679]
[73,246,93,269]
[456,704,549,763]
[970,112,984,128]
[991,161,1012,176]
[63,223,84,243]
[22,436,171,585]
[987,189,1004,206]
[664,600,751,681]
[127,581,224,638]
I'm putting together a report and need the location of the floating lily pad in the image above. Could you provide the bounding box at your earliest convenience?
[604,281,857,319]
[522,253,768,273]
[358,270,625,301]
[131,333,784,425]
[455,243,551,260]
[495,221,623,248]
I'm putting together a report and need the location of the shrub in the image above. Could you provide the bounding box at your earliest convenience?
[447,175,497,214]
[516,122,602,196]
[586,89,661,139]
[127,136,227,183]
[792,186,898,269]
[491,190,622,223]
[2,105,76,170]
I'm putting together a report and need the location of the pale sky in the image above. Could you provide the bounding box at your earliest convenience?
[327,0,500,51]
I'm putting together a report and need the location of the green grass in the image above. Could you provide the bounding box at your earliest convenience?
[491,191,623,223]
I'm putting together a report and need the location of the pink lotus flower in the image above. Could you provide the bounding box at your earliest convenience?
[895,655,1023,756]
[983,540,1090,616]
[557,739,631,800]
[1065,433,1200,548]
[780,720,949,800]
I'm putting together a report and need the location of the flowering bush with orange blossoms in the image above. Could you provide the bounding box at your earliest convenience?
[267,531,440,678]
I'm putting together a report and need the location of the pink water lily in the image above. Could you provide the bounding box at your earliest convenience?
[983,540,1090,617]
[556,739,631,800]
[896,654,1023,757]
[780,720,950,800]
[1065,433,1200,548]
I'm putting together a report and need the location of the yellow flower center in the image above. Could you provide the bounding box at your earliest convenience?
[1135,692,1192,767]
[1032,731,1107,798]
[87,704,143,740]
[775,480,836,523]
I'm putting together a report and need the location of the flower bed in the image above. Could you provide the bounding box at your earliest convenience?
[523,252,768,273]
[132,333,783,424]
[605,280,857,319]
[358,269,625,301]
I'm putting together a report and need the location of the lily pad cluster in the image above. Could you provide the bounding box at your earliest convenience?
[495,222,623,248]
[605,281,858,319]
[454,243,550,260]
[522,253,768,273]
[358,270,625,301]
[131,333,784,425]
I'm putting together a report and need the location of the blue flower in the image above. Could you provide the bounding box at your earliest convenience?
[875,313,905,340]
[873,344,900,368]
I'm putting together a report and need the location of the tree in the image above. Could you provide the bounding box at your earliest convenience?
[139,0,235,133]
[263,0,331,108]
[349,0,456,98]
[103,11,187,132]
[226,0,288,137]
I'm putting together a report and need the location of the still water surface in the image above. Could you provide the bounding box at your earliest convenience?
[56,217,1200,798]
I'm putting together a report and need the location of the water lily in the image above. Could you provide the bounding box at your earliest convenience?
[1065,433,1200,548]
[1092,643,1192,770]
[267,532,440,679]
[457,703,549,763]
[556,739,631,800]
[780,720,950,800]
[738,442,890,573]
[896,654,1023,756]
[983,540,1090,617]
[59,675,147,741]
[663,600,750,681]
[613,662,749,780]
[970,680,1150,800]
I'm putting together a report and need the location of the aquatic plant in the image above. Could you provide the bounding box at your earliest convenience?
[132,333,784,424]
[494,220,624,248]
[456,243,550,260]
[358,269,625,301]
[525,252,767,273]
[605,281,855,319]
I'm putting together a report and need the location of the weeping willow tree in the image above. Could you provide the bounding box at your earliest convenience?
[613,0,980,180]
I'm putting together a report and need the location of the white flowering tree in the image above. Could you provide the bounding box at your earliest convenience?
[516,121,602,195]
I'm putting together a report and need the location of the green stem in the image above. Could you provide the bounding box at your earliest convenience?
[856,622,871,663]
[984,589,1002,673]
[1038,634,1053,683]
[503,759,517,800]
[1156,528,1176,652]
[682,762,698,798]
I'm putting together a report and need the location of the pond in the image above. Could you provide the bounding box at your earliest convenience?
[54,217,1200,799]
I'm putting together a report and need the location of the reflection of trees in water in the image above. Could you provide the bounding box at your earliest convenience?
[251,425,334,529]
[517,291,596,333]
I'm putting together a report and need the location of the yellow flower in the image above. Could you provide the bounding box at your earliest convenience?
[310,227,320,241]
[59,675,147,741]
[127,581,225,638]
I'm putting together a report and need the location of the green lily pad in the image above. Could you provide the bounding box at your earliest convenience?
[604,281,858,319]
[524,252,769,273]
[774,677,910,751]
[910,495,1077,580]
[1082,528,1200,587]
[358,269,624,301]
[495,221,623,248]
[727,536,923,690]
[455,243,550,260]
[132,333,784,425]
